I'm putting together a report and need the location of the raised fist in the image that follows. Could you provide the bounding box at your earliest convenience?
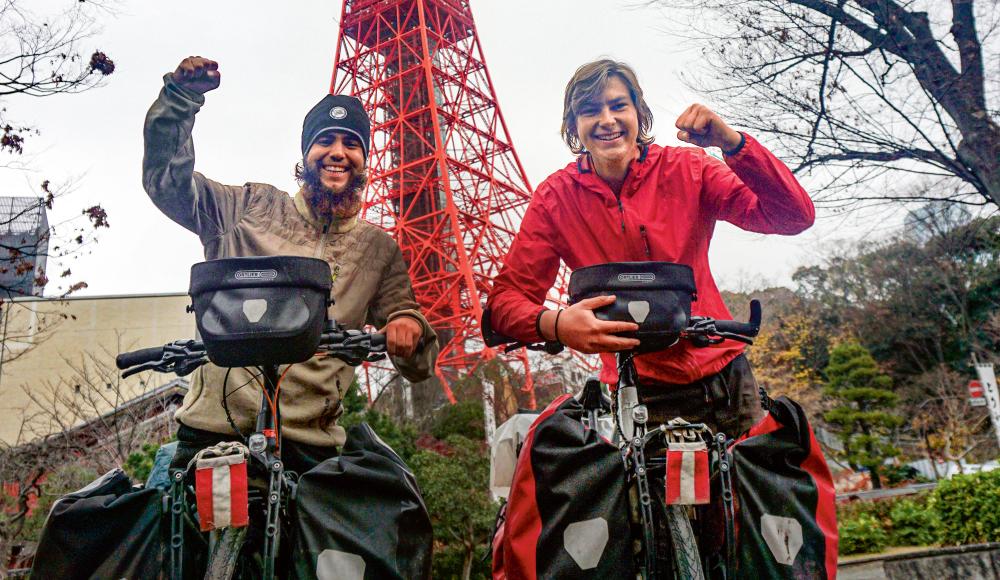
[172,56,220,95]
[675,103,742,152]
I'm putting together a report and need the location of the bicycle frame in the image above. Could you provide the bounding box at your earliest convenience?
[148,329,393,580]
[168,362,290,580]
[481,296,760,579]
[612,350,738,580]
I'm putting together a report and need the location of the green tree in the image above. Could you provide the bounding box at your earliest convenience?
[410,435,494,580]
[824,341,903,488]
[726,287,833,418]
[338,380,418,463]
[431,399,486,442]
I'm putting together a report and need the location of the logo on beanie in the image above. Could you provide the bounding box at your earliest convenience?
[330,106,347,120]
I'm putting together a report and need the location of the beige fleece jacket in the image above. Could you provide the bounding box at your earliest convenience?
[142,74,438,447]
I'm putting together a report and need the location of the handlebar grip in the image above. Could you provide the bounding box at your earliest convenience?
[370,333,387,349]
[713,299,762,337]
[116,346,165,370]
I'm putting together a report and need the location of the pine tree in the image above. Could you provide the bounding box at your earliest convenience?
[823,341,903,489]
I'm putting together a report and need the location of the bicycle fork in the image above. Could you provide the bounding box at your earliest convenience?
[250,364,285,580]
[617,352,660,579]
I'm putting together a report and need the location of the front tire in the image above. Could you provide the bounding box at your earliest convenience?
[665,505,703,580]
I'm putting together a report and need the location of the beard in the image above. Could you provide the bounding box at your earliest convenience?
[299,160,368,222]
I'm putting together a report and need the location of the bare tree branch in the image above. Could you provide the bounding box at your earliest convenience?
[662,0,1000,209]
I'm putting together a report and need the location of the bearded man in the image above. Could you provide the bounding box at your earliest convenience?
[143,56,438,474]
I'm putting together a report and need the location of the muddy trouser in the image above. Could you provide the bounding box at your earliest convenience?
[635,354,765,578]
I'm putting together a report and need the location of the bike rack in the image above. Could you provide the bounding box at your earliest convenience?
[252,364,284,580]
[170,469,185,580]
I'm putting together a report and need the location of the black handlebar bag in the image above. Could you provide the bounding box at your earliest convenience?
[188,256,332,367]
[31,469,166,580]
[569,261,697,353]
[494,394,633,579]
[290,423,433,580]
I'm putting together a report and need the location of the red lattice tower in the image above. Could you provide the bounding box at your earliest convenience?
[330,0,569,405]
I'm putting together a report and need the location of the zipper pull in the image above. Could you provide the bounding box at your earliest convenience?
[639,225,651,259]
[616,197,626,234]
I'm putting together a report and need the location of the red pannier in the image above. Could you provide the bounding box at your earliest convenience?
[723,396,839,579]
[492,394,634,579]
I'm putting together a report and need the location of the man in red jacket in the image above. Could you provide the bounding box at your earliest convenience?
[487,59,815,435]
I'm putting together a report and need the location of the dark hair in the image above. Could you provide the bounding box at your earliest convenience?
[561,59,654,154]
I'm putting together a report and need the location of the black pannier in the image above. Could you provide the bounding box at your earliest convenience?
[291,423,433,579]
[31,469,166,580]
[189,256,332,367]
[568,261,697,353]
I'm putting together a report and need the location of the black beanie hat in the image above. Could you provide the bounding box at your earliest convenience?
[301,94,370,160]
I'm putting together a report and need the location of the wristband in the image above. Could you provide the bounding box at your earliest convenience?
[554,308,565,344]
[722,132,746,157]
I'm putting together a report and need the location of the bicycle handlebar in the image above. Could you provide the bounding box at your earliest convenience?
[116,328,390,377]
[711,299,761,337]
[481,298,763,353]
[115,346,165,370]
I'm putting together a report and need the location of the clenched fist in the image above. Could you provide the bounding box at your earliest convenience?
[675,104,742,152]
[172,56,221,95]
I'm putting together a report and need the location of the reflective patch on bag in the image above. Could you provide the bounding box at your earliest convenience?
[665,441,709,505]
[563,517,609,570]
[242,298,268,323]
[761,514,803,565]
[317,549,366,580]
[194,453,249,531]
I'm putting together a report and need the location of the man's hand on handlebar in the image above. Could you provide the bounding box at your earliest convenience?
[172,56,221,94]
[540,295,640,354]
[381,316,423,358]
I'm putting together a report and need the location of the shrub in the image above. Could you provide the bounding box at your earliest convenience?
[837,498,893,524]
[839,512,889,555]
[432,399,485,441]
[18,464,99,542]
[888,498,938,546]
[123,442,159,483]
[929,468,1000,545]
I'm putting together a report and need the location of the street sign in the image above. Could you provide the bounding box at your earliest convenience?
[969,379,987,407]
[974,364,1000,449]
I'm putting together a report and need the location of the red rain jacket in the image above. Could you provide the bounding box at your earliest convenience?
[487,135,814,385]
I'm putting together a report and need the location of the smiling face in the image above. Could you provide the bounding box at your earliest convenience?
[573,75,640,175]
[305,130,366,193]
[299,130,368,221]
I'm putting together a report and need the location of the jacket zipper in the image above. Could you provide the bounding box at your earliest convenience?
[615,196,627,235]
[314,223,330,258]
[616,192,649,260]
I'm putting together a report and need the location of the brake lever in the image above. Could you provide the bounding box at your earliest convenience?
[323,348,364,365]
[503,341,564,355]
[714,332,754,345]
[121,362,161,379]
[173,358,209,377]
[120,355,208,379]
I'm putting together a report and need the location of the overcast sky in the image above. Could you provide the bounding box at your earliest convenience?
[2,0,892,298]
